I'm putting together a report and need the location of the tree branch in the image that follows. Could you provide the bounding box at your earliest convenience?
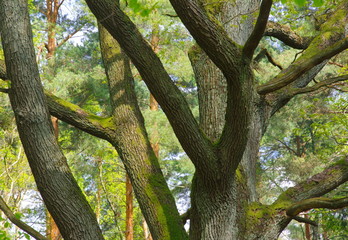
[58,0,65,9]
[45,91,115,141]
[264,21,311,49]
[292,216,318,226]
[274,156,348,207]
[0,60,113,141]
[289,74,348,96]
[254,48,283,70]
[258,37,348,95]
[180,208,191,224]
[243,0,273,59]
[0,87,9,93]
[56,25,84,49]
[86,0,218,175]
[168,0,254,174]
[0,196,48,240]
[258,2,348,95]
[287,197,348,217]
[168,0,241,79]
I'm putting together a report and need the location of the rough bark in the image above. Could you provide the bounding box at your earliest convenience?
[0,1,104,239]
[98,25,188,240]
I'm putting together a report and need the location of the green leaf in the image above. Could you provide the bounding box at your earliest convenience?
[294,0,306,6]
[3,222,9,228]
[313,0,324,7]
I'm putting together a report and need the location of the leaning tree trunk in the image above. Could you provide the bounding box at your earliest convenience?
[0,1,104,239]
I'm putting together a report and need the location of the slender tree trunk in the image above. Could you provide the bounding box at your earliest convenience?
[305,214,311,240]
[125,174,134,240]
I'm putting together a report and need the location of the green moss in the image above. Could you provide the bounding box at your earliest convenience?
[246,202,276,226]
[86,115,115,129]
[143,172,188,239]
[203,0,224,15]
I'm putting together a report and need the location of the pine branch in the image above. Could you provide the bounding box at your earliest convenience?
[56,25,84,49]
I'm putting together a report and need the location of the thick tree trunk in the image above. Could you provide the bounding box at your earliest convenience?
[0,1,104,239]
[187,1,274,239]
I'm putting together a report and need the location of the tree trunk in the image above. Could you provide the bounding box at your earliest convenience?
[98,24,188,240]
[46,117,62,240]
[0,1,104,239]
[187,1,265,239]
[125,174,134,240]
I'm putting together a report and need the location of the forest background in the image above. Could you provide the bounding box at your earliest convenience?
[0,0,347,239]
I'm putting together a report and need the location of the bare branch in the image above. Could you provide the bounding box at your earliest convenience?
[289,75,348,96]
[243,0,273,59]
[254,48,283,70]
[293,216,318,226]
[180,208,191,224]
[56,25,84,49]
[58,0,65,9]
[0,87,9,93]
[0,196,48,240]
[265,21,311,49]
[287,197,348,217]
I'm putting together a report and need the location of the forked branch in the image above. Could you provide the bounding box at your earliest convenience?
[258,37,348,94]
[86,0,218,174]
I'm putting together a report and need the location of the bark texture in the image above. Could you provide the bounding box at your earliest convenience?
[98,25,188,240]
[0,1,104,239]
